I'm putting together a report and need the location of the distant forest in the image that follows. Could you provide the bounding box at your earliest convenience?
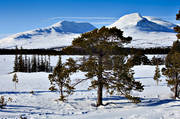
[0,47,171,55]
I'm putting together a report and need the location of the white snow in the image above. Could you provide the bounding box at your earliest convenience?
[110,13,144,29]
[109,13,177,48]
[0,21,96,49]
[0,13,178,49]
[144,16,176,29]
[0,55,180,119]
[0,31,79,49]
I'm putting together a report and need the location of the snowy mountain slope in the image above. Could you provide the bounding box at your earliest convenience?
[144,16,176,29]
[0,13,178,49]
[109,13,177,48]
[110,13,174,32]
[0,21,96,49]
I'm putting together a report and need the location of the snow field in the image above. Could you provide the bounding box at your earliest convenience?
[0,55,180,119]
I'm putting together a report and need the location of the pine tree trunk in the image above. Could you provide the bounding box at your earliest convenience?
[97,55,103,106]
[97,82,103,106]
[174,73,178,99]
[174,82,178,99]
[15,83,16,90]
[156,80,159,86]
[60,83,64,101]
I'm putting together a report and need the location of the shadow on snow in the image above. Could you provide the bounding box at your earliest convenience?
[139,98,180,107]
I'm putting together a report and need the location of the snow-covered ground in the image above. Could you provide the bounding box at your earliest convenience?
[0,55,180,119]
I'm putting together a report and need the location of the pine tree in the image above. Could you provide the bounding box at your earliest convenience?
[162,11,180,99]
[48,56,77,101]
[174,10,180,39]
[128,51,151,65]
[104,55,143,103]
[14,54,18,72]
[12,73,18,90]
[24,55,28,72]
[163,52,180,99]
[45,60,49,72]
[31,55,37,72]
[27,57,31,72]
[18,54,24,72]
[48,55,51,72]
[13,45,19,72]
[153,64,161,85]
[65,26,143,106]
[39,55,45,72]
[37,55,40,72]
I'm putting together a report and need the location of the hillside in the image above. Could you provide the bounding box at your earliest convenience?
[0,13,178,49]
[0,21,96,49]
[109,13,177,48]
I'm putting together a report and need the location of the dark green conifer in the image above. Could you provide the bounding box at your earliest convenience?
[174,10,180,39]
[18,54,24,72]
[28,57,31,72]
[66,26,143,106]
[48,56,77,101]
[154,64,161,85]
[31,55,37,72]
[12,73,18,90]
[14,54,18,72]
[163,52,180,99]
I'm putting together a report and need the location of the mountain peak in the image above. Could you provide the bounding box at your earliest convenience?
[123,13,142,19]
[51,20,96,33]
[110,13,143,29]
[109,13,174,32]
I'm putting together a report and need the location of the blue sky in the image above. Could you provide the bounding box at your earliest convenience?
[0,0,179,37]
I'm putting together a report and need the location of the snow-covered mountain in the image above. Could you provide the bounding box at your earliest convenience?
[0,13,178,49]
[0,21,96,49]
[109,13,177,48]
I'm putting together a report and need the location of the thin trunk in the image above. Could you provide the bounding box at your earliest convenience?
[174,82,178,99]
[97,55,103,106]
[156,80,159,86]
[60,83,64,101]
[174,73,178,99]
[15,83,16,90]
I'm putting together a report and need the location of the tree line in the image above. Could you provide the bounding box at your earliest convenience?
[0,47,170,55]
[14,54,52,73]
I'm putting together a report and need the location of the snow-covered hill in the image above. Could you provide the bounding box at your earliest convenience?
[109,13,177,48]
[0,21,96,49]
[0,13,178,49]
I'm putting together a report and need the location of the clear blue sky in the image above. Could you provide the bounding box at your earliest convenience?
[0,0,179,37]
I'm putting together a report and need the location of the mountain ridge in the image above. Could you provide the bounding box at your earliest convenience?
[14,21,96,40]
[109,13,175,32]
[0,21,96,49]
[0,13,178,49]
[109,13,177,48]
